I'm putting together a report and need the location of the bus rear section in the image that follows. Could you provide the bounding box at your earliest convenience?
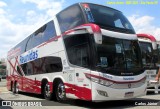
[137,34,160,93]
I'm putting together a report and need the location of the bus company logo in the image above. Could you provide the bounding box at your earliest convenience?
[20,50,38,64]
[123,77,134,81]
[103,74,113,79]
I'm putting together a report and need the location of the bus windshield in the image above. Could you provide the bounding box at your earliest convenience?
[139,42,153,66]
[82,3,135,34]
[96,36,142,76]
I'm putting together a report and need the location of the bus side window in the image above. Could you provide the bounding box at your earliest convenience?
[43,21,57,40]
[26,21,56,51]
[63,34,90,68]
[45,57,62,73]
[21,64,27,75]
[17,66,23,76]
[26,35,34,51]
[33,21,57,48]
[74,44,89,67]
[20,57,62,75]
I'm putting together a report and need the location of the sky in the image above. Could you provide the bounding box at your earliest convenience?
[0,0,160,59]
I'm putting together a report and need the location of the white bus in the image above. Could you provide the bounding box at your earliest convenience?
[6,3,147,102]
[137,34,159,93]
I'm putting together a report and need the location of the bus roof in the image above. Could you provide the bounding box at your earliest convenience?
[56,2,122,16]
[79,2,122,12]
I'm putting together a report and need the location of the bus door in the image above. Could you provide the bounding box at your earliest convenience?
[63,32,92,99]
[74,43,92,100]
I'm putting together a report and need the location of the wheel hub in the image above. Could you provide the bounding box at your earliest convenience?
[45,84,51,97]
[58,84,65,99]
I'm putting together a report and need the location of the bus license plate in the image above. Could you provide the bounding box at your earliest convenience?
[125,92,134,98]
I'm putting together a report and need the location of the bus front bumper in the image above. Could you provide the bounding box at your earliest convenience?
[91,82,147,101]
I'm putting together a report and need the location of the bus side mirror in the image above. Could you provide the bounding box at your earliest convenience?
[94,33,102,44]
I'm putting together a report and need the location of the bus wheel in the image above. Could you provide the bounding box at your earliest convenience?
[55,81,66,101]
[10,82,13,91]
[15,82,19,94]
[12,82,15,94]
[44,82,53,100]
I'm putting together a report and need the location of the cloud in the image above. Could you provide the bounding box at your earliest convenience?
[0,1,7,7]
[0,0,64,58]
[0,1,7,14]
[0,8,5,14]
[128,15,160,41]
[21,0,64,16]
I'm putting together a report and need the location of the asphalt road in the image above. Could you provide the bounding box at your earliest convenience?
[0,79,160,109]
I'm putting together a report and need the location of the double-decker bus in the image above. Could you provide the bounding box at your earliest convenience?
[6,3,147,101]
[137,34,159,93]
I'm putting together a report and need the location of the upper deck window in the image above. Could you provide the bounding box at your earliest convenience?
[81,3,135,34]
[26,21,56,51]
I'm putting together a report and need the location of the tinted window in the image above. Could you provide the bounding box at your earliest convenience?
[26,21,56,51]
[17,66,23,76]
[63,34,90,68]
[139,42,153,65]
[21,57,62,75]
[81,3,135,34]
[26,35,34,51]
[14,36,30,54]
[97,36,141,69]
[96,36,142,76]
[57,5,85,33]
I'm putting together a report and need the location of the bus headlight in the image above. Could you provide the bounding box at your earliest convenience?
[99,79,113,86]
[91,76,99,83]
[85,73,114,87]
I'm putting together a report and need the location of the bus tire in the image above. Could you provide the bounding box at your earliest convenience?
[10,81,13,91]
[12,82,15,94]
[54,80,66,101]
[43,82,53,100]
[15,82,19,94]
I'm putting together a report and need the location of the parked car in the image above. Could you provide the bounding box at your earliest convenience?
[2,74,6,79]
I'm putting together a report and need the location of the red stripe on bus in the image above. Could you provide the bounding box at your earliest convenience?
[8,57,19,76]
[7,75,52,94]
[65,83,92,101]
[7,75,91,100]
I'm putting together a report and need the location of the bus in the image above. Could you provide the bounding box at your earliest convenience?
[137,34,159,93]
[6,3,147,101]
